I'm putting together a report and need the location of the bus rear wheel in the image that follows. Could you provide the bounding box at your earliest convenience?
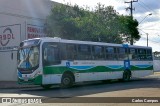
[61,74,74,88]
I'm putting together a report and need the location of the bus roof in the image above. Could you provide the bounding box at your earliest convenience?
[28,37,152,49]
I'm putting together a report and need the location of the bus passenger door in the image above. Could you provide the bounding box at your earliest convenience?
[42,43,61,84]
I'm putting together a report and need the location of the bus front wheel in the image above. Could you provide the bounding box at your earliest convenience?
[61,73,74,88]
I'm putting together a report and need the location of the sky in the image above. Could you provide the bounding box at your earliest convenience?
[51,0,160,52]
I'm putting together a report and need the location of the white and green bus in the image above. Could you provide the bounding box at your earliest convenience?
[17,37,153,88]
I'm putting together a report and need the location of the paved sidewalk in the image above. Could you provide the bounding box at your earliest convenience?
[154,71,160,74]
[0,81,38,89]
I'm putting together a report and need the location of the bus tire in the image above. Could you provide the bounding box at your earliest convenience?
[122,70,131,82]
[61,73,74,88]
[41,84,52,89]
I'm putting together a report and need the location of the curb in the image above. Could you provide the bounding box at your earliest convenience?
[154,72,160,75]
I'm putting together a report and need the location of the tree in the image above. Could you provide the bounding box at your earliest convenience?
[45,3,140,44]
[119,15,140,43]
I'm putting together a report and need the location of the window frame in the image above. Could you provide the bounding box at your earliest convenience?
[92,45,105,60]
[42,42,61,66]
[105,46,117,60]
[77,44,92,60]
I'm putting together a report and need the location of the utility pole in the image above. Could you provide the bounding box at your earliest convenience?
[125,0,138,45]
[147,33,148,47]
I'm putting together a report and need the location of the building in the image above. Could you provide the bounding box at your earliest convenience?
[0,0,57,81]
[153,51,160,72]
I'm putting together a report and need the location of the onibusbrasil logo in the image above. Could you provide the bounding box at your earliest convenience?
[0,27,15,46]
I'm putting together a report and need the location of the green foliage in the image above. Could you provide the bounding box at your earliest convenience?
[45,3,140,44]
[119,15,140,43]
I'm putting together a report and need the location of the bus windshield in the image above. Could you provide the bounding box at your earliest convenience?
[18,46,39,69]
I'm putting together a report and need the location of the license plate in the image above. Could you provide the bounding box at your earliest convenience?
[24,77,28,81]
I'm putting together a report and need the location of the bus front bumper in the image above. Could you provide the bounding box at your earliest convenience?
[18,75,42,85]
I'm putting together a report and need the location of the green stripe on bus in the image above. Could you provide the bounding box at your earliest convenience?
[131,65,153,71]
[43,66,124,74]
[34,75,42,85]
[43,65,153,74]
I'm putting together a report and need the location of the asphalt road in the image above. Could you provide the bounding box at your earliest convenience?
[0,73,160,106]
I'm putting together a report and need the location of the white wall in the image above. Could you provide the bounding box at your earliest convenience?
[153,60,160,72]
[0,0,54,81]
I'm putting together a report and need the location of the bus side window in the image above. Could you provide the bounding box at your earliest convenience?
[77,45,92,60]
[66,44,77,60]
[60,43,67,60]
[44,47,55,65]
[43,43,60,66]
[129,48,139,60]
[138,49,147,60]
[117,48,128,60]
[92,46,105,60]
[129,48,135,60]
[106,47,117,60]
[147,49,152,60]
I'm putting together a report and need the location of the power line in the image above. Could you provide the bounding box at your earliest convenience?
[135,3,152,25]
[141,36,160,44]
[136,3,147,14]
[139,0,157,14]
[138,28,159,36]
[138,28,160,45]
[136,0,160,29]
[138,1,151,12]
[139,21,160,29]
